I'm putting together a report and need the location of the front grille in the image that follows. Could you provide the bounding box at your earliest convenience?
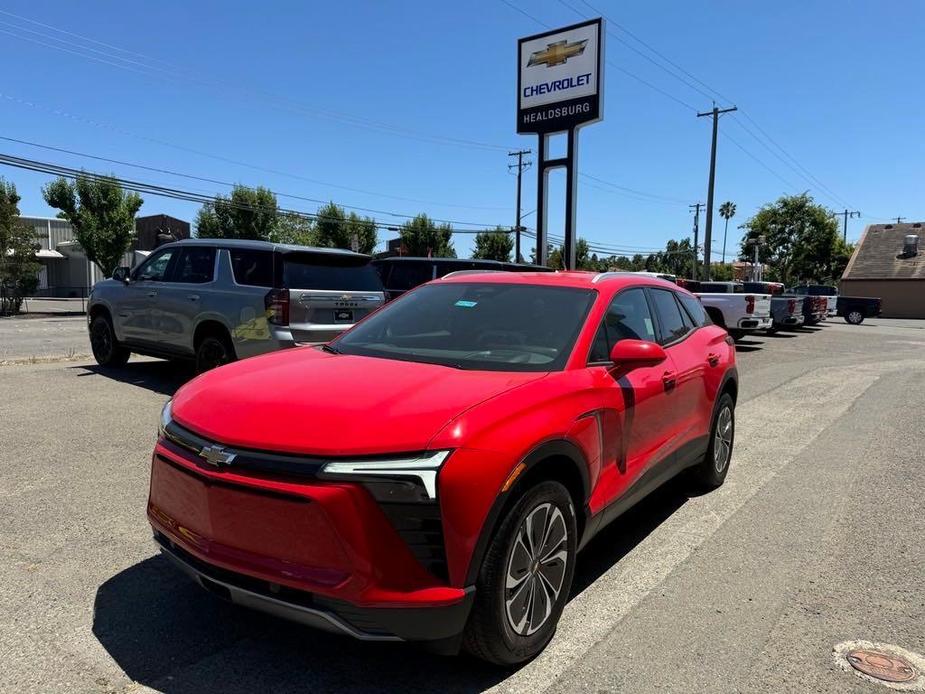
[379,503,448,582]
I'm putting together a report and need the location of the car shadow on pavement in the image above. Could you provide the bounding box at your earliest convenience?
[93,555,508,693]
[734,339,764,353]
[93,478,695,692]
[70,360,193,397]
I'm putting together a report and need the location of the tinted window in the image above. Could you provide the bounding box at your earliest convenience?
[283,254,382,291]
[135,248,176,282]
[378,262,435,291]
[174,247,216,284]
[230,249,274,287]
[650,289,691,344]
[677,292,708,327]
[699,282,743,293]
[587,288,657,364]
[335,283,595,372]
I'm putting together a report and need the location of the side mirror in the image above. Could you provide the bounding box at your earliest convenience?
[609,339,667,370]
[112,267,131,284]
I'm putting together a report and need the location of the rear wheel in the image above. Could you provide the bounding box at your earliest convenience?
[195,332,236,373]
[689,393,735,490]
[463,481,577,665]
[846,310,864,325]
[89,314,130,367]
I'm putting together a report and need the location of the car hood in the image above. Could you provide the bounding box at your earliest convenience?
[170,347,546,456]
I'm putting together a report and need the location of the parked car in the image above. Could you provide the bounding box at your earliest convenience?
[682,280,772,341]
[88,239,385,372]
[149,271,738,664]
[373,256,552,301]
[788,284,882,325]
[767,296,804,331]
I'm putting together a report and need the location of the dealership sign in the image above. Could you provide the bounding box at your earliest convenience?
[517,18,603,134]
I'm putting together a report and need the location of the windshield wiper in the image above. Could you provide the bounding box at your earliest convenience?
[320,344,340,354]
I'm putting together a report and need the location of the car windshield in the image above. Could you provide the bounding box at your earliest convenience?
[333,282,596,371]
[283,253,382,291]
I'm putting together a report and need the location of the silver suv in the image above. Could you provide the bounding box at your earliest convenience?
[87,239,385,371]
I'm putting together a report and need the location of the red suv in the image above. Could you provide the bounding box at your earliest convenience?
[149,271,737,664]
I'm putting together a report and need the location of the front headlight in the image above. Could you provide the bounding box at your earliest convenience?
[158,399,173,438]
[319,450,451,500]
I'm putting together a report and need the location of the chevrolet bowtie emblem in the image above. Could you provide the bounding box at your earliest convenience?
[528,39,588,67]
[199,445,236,467]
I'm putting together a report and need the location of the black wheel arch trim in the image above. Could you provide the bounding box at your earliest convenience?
[462,438,590,586]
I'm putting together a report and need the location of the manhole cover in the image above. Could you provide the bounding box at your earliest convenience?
[834,641,925,691]
[848,649,917,683]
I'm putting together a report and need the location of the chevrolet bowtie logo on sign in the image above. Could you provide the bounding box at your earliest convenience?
[527,39,589,68]
[517,18,604,134]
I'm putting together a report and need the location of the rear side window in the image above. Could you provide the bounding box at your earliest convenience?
[283,254,383,291]
[377,262,435,291]
[677,292,708,327]
[230,249,275,287]
[587,288,657,363]
[174,247,216,284]
[649,289,691,344]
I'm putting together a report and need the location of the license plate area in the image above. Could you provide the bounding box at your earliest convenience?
[333,309,354,323]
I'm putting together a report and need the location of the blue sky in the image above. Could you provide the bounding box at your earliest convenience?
[1,0,922,259]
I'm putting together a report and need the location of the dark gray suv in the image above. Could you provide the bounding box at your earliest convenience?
[87,239,385,371]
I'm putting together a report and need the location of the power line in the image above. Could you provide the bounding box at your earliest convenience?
[0,152,514,234]
[0,92,508,211]
[579,173,690,205]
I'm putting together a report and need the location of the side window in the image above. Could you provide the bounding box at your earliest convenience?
[677,292,707,327]
[649,289,691,344]
[230,249,274,287]
[134,248,177,282]
[174,247,216,284]
[587,287,657,364]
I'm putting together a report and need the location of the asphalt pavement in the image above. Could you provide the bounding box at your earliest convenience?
[1,318,923,693]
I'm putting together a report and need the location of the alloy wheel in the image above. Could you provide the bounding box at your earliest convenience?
[504,502,569,636]
[714,406,733,473]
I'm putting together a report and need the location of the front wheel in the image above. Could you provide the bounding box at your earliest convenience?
[89,315,130,367]
[689,393,735,490]
[845,310,864,325]
[463,481,577,665]
[195,333,236,373]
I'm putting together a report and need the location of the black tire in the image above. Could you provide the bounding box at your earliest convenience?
[845,310,864,325]
[728,329,745,342]
[689,393,735,490]
[195,332,236,373]
[89,314,130,367]
[463,481,577,666]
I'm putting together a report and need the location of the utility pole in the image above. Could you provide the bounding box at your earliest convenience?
[697,105,737,280]
[508,150,532,263]
[689,202,703,280]
[894,216,907,225]
[836,209,861,242]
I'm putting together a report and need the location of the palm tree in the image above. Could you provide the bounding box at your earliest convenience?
[719,201,737,263]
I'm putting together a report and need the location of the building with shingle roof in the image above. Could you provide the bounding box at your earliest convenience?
[840,222,925,318]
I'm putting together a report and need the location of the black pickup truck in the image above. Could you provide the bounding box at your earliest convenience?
[788,285,882,325]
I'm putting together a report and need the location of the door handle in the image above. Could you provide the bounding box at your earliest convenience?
[147,290,157,298]
[187,294,200,301]
[707,352,720,367]
[662,370,677,390]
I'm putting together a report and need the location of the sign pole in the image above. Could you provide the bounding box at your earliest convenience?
[564,126,578,270]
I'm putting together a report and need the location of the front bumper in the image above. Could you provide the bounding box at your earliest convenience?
[154,532,474,641]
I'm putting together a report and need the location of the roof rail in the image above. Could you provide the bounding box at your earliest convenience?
[441,269,506,279]
[591,271,632,283]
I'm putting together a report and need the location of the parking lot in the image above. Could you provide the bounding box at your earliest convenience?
[1,317,924,693]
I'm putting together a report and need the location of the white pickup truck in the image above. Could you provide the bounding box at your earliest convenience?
[679,280,773,341]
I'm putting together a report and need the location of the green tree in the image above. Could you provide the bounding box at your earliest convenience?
[718,201,736,263]
[472,227,513,262]
[312,202,378,254]
[196,185,278,241]
[43,174,143,276]
[271,212,317,246]
[399,214,455,257]
[0,179,40,315]
[739,193,842,284]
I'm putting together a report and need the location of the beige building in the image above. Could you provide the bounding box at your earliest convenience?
[840,222,925,318]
